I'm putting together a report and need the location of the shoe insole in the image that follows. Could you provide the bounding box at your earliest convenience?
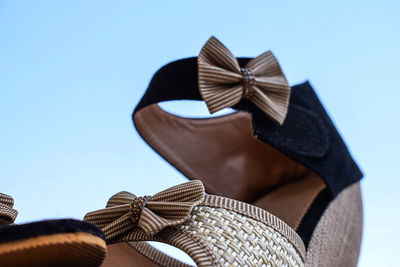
[134,104,326,229]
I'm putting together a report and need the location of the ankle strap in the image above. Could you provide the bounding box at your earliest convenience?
[133,54,362,197]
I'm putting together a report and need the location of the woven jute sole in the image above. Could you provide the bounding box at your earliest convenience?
[0,232,106,267]
[306,181,363,267]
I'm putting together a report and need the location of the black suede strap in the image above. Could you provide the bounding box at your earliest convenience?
[133,57,363,197]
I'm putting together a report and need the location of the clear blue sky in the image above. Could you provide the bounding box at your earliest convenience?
[1,1,399,266]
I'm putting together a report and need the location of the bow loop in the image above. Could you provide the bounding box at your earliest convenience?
[198,36,291,125]
[107,191,138,208]
[84,180,205,242]
[0,193,18,225]
[198,36,241,73]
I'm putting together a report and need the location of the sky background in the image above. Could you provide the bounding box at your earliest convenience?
[1,1,399,266]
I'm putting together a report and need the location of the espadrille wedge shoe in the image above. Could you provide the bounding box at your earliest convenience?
[86,36,363,266]
[0,193,107,267]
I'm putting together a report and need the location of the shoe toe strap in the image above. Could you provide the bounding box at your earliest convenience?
[85,182,305,267]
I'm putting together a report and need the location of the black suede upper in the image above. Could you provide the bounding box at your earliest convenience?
[133,57,363,198]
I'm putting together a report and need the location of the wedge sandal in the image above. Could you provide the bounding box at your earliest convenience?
[131,36,364,266]
[88,36,363,266]
[0,193,107,267]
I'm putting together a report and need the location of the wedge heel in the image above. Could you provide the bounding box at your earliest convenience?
[306,182,363,267]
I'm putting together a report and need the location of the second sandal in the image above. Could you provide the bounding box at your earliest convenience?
[0,193,107,267]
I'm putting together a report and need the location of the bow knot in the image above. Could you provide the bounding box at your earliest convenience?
[198,36,291,125]
[240,68,256,99]
[84,181,205,242]
[129,195,151,224]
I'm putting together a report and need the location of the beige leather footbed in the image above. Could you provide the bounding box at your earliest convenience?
[106,103,326,266]
[133,104,325,228]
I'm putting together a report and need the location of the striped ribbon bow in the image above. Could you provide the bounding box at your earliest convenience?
[84,181,205,242]
[0,193,18,225]
[198,36,291,125]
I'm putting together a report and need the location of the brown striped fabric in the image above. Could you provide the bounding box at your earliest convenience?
[84,180,205,240]
[0,193,17,225]
[198,36,291,125]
